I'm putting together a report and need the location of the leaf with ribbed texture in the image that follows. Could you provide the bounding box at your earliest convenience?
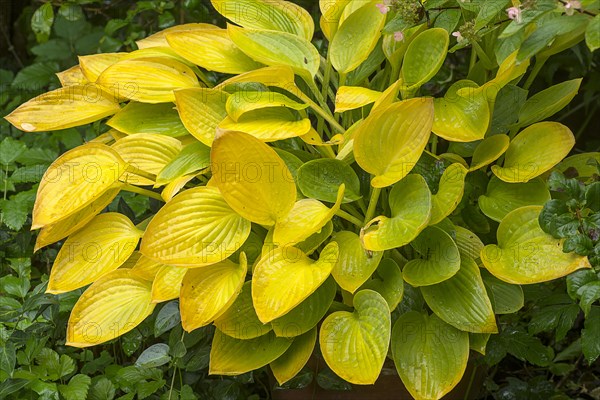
[56,65,88,86]
[430,163,468,225]
[432,80,490,142]
[151,265,187,303]
[492,122,575,183]
[391,312,469,400]
[331,230,383,293]
[218,108,312,142]
[330,2,385,74]
[481,206,591,284]
[479,176,551,222]
[214,281,272,339]
[228,25,320,79]
[271,277,336,338]
[107,102,189,137]
[174,88,229,146]
[482,270,524,314]
[211,131,296,226]
[401,28,449,96]
[403,226,461,287]
[112,134,182,186]
[421,257,497,333]
[335,86,382,112]
[252,243,338,323]
[354,98,434,188]
[320,290,390,385]
[156,142,211,185]
[141,186,251,266]
[47,213,141,294]
[79,53,125,81]
[166,28,262,74]
[136,23,217,48]
[34,188,119,252]
[226,90,307,121]
[270,328,317,385]
[453,225,484,260]
[272,185,345,247]
[32,143,126,229]
[180,256,247,332]
[360,258,404,310]
[297,159,361,203]
[97,57,199,103]
[319,0,352,40]
[130,255,164,281]
[362,174,431,251]
[5,85,121,132]
[67,270,155,347]
[470,134,510,171]
[216,66,297,90]
[211,0,314,40]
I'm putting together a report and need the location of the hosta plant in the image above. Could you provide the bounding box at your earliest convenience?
[5,0,598,398]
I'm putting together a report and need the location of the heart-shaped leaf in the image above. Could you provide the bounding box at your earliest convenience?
[492,122,575,183]
[320,290,390,385]
[331,231,384,293]
[174,88,229,146]
[141,186,251,266]
[391,311,469,400]
[180,256,247,332]
[270,328,317,385]
[360,258,404,310]
[481,206,591,284]
[297,159,361,203]
[362,174,432,251]
[470,134,510,171]
[403,226,461,287]
[479,176,551,222]
[252,243,339,323]
[421,257,498,333]
[430,163,468,225]
[354,98,434,188]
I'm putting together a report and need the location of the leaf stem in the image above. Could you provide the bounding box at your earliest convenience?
[297,91,346,134]
[364,187,382,224]
[335,209,364,227]
[121,184,165,202]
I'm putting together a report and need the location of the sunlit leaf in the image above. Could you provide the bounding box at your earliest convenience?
[470,134,510,171]
[79,53,125,82]
[430,163,468,225]
[107,102,189,137]
[225,90,307,121]
[136,23,217,48]
[56,65,88,86]
[479,176,551,222]
[335,86,382,112]
[151,265,187,303]
[174,88,229,146]
[218,108,312,141]
[331,231,384,293]
[130,255,164,281]
[270,328,317,385]
[156,142,211,185]
[319,0,353,40]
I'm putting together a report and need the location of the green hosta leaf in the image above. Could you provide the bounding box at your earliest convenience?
[271,277,336,338]
[586,15,600,52]
[360,258,404,310]
[330,1,385,74]
[320,290,390,385]
[403,226,461,287]
[482,271,524,314]
[228,25,320,79]
[210,330,292,375]
[362,174,432,251]
[400,28,449,96]
[214,282,272,339]
[226,90,307,121]
[479,176,551,222]
[296,221,334,256]
[136,344,171,368]
[270,328,317,385]
[481,206,591,284]
[354,98,434,188]
[430,163,468,225]
[331,231,384,293]
[469,333,491,355]
[432,80,490,142]
[582,306,600,364]
[297,159,361,203]
[107,102,189,137]
[156,142,211,185]
[252,243,338,323]
[392,311,469,400]
[492,122,575,183]
[470,134,510,171]
[517,79,582,127]
[422,257,497,333]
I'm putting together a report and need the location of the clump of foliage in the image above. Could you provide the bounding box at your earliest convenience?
[3,0,599,399]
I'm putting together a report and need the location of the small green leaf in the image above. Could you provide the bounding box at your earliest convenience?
[582,306,600,364]
[297,159,361,203]
[0,138,27,165]
[517,79,582,127]
[136,344,171,368]
[214,282,272,339]
[31,3,55,42]
[59,375,92,400]
[586,15,600,52]
[154,301,181,337]
[578,281,600,316]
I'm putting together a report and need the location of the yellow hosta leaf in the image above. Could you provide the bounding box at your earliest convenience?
[97,57,200,103]
[174,88,229,146]
[79,53,125,81]
[335,86,382,113]
[141,186,251,266]
[5,85,121,132]
[270,328,317,385]
[252,243,339,323]
[32,143,127,229]
[470,134,510,171]
[211,0,314,40]
[216,66,296,91]
[372,79,401,111]
[218,108,312,142]
[354,98,434,188]
[166,28,263,74]
[136,23,217,48]
[151,265,187,303]
[319,0,352,40]
[130,255,164,281]
[272,185,345,247]
[56,65,88,86]
[211,131,296,226]
[332,230,384,293]
[481,206,591,284]
[112,134,182,186]
[161,173,198,202]
[34,188,120,252]
[430,163,468,225]
[66,270,155,347]
[180,257,247,332]
[492,122,575,183]
[226,90,307,121]
[228,25,320,79]
[47,213,142,294]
